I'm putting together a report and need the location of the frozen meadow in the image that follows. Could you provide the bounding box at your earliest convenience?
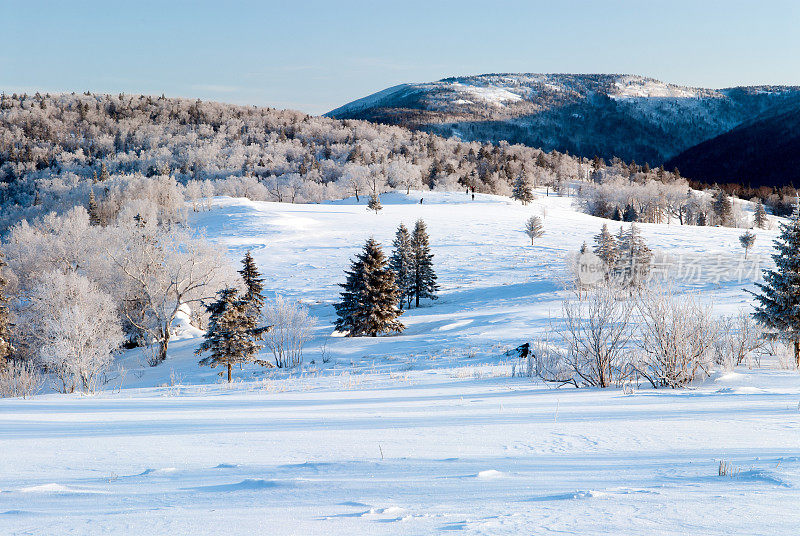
[2,190,800,535]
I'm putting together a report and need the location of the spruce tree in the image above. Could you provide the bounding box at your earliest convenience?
[739,230,756,259]
[99,162,110,181]
[196,287,266,382]
[611,206,623,221]
[615,224,652,287]
[411,220,438,307]
[335,238,404,336]
[713,189,732,226]
[623,203,639,222]
[238,251,265,317]
[389,224,414,309]
[367,193,382,213]
[593,223,618,270]
[88,190,100,226]
[754,200,768,229]
[524,216,544,245]
[0,249,13,364]
[512,175,534,205]
[752,204,800,367]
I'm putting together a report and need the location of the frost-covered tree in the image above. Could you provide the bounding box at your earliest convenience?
[0,248,13,365]
[754,200,768,229]
[196,287,265,382]
[334,238,404,336]
[411,220,438,307]
[87,190,101,226]
[389,223,415,309]
[111,223,231,364]
[367,193,382,214]
[752,204,800,367]
[512,175,534,205]
[739,230,756,258]
[524,215,544,245]
[23,270,123,393]
[615,224,652,287]
[262,296,315,368]
[592,224,618,271]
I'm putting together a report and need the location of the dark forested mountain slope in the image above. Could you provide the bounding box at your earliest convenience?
[666,97,800,189]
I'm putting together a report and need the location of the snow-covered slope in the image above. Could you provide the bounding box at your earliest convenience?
[327,73,800,166]
[3,191,800,535]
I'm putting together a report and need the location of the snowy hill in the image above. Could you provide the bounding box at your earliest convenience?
[4,191,800,535]
[327,73,800,166]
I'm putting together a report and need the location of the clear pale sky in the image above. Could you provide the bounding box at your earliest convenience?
[3,0,799,115]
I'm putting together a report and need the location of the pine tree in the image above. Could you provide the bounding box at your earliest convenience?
[611,206,623,221]
[623,203,639,222]
[593,224,618,270]
[196,287,266,382]
[367,193,382,213]
[752,203,800,367]
[739,230,756,259]
[524,216,544,245]
[88,190,100,226]
[238,251,265,317]
[615,224,652,287]
[389,224,414,310]
[0,248,13,365]
[99,162,110,181]
[512,175,534,205]
[713,188,732,226]
[334,238,404,336]
[411,220,438,307]
[754,200,768,229]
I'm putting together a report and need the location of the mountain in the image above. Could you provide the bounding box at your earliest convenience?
[666,96,800,189]
[327,73,800,166]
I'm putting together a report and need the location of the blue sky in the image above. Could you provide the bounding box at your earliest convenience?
[4,0,799,114]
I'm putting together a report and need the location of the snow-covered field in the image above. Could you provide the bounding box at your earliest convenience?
[3,191,800,535]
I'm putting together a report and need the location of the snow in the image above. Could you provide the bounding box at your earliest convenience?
[3,190,800,535]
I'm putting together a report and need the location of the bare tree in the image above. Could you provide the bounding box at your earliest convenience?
[634,285,717,388]
[110,223,232,365]
[263,297,315,368]
[524,216,544,245]
[558,284,635,387]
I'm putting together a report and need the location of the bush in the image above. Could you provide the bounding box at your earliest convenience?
[0,360,42,398]
[263,297,315,368]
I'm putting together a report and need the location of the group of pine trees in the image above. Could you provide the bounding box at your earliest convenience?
[592,223,653,287]
[195,252,270,382]
[335,220,438,336]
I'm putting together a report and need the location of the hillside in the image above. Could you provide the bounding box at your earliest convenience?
[327,73,800,166]
[666,96,800,188]
[3,190,800,535]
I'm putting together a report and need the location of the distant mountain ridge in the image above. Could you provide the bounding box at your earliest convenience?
[327,73,800,168]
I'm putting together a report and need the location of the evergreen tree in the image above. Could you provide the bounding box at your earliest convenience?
[623,203,639,222]
[0,248,13,365]
[611,206,623,221]
[88,190,100,226]
[696,211,707,226]
[367,193,382,213]
[99,162,110,181]
[512,175,534,205]
[739,230,756,259]
[196,287,266,382]
[389,224,414,310]
[713,188,732,226]
[334,238,404,336]
[752,204,800,367]
[593,223,618,270]
[238,251,265,317]
[411,220,438,307]
[754,200,768,229]
[615,224,652,287]
[524,215,544,245]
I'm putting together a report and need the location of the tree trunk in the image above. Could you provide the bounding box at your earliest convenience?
[227,363,232,383]
[156,327,170,365]
[795,338,800,369]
